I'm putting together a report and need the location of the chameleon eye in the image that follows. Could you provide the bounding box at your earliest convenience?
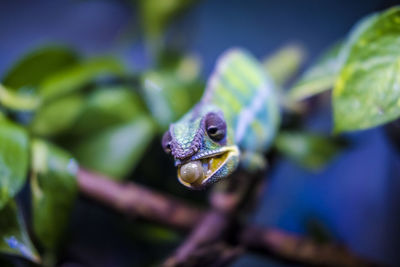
[205,112,226,142]
[162,131,172,154]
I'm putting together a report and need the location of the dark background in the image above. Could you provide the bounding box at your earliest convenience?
[1,0,400,266]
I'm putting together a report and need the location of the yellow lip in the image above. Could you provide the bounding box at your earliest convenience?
[177,145,239,189]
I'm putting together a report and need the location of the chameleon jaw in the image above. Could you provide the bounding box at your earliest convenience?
[177,145,239,189]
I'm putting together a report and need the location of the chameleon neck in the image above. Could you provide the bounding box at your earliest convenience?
[201,49,279,153]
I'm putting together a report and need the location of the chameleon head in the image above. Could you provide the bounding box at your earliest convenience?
[162,107,239,189]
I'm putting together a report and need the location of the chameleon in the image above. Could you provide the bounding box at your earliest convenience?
[162,48,280,189]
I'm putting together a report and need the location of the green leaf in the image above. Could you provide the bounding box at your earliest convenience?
[333,7,400,133]
[31,139,78,250]
[263,44,306,87]
[289,41,343,101]
[0,120,29,209]
[30,93,85,137]
[128,222,180,243]
[39,58,125,100]
[70,86,146,137]
[2,46,78,90]
[72,115,155,179]
[138,0,196,46]
[141,64,202,131]
[0,200,41,263]
[0,84,41,111]
[275,131,343,171]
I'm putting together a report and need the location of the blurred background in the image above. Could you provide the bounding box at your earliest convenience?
[1,0,400,266]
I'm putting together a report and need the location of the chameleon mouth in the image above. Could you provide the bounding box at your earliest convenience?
[177,145,239,189]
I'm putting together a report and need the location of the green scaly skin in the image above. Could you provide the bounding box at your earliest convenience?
[162,48,280,189]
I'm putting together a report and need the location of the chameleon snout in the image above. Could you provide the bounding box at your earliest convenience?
[176,145,239,189]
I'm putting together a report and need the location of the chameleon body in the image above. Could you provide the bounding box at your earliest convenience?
[162,48,280,189]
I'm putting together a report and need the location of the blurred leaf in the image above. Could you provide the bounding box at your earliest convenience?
[0,120,29,209]
[39,58,125,100]
[275,131,343,171]
[128,222,180,243]
[333,7,400,133]
[141,73,186,129]
[70,86,146,137]
[138,0,196,46]
[31,139,78,249]
[0,200,41,263]
[289,42,342,101]
[263,44,306,87]
[0,84,41,111]
[72,115,156,179]
[2,46,78,90]
[30,93,85,137]
[141,63,202,130]
[157,49,185,70]
[175,54,202,84]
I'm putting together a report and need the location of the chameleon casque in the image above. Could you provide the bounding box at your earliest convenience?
[162,48,280,189]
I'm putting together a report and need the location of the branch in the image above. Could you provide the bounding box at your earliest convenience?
[163,210,242,267]
[77,168,204,231]
[240,226,376,266]
[77,168,380,267]
[164,171,262,266]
